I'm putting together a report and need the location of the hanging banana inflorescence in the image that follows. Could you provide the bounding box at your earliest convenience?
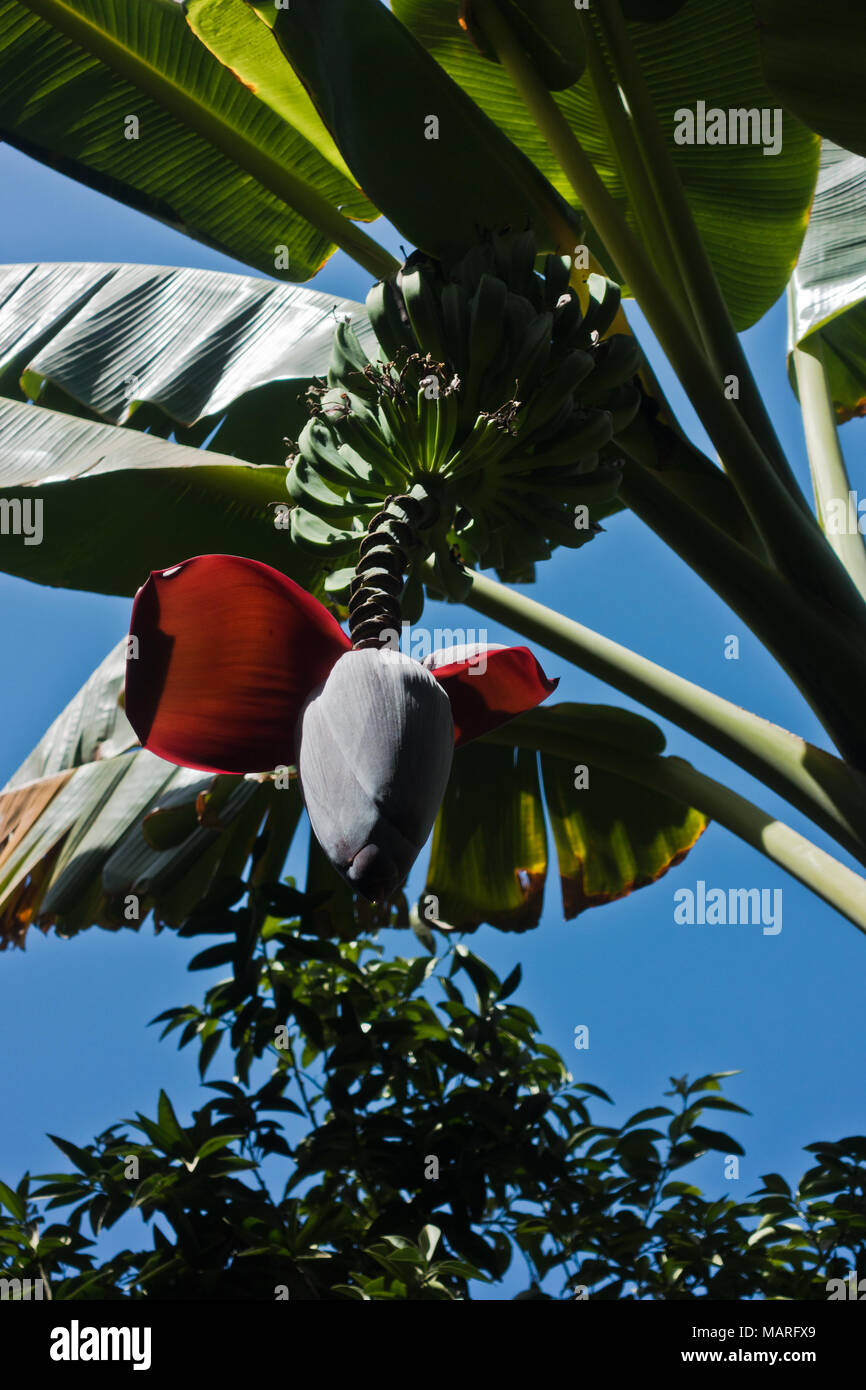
[286,228,642,627]
[348,485,441,649]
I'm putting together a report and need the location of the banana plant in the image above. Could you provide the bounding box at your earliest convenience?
[2,0,866,943]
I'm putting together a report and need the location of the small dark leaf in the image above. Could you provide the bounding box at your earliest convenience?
[198,1031,223,1080]
[689,1126,745,1157]
[47,1136,99,1176]
[188,944,237,971]
[0,1180,27,1221]
[623,1106,674,1127]
[498,964,522,1001]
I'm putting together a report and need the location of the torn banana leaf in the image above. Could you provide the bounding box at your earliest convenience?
[423,703,707,930]
[0,641,301,948]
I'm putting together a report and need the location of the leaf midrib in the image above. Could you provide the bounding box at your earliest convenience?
[17,0,396,276]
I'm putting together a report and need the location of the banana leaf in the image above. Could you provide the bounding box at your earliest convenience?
[0,0,382,282]
[424,704,707,930]
[0,396,321,594]
[260,0,582,260]
[754,0,866,159]
[787,142,866,423]
[0,640,302,949]
[0,260,374,443]
[394,0,819,329]
[0,263,379,592]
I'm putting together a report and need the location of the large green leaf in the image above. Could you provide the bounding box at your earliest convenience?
[0,261,375,454]
[425,744,548,932]
[0,262,381,592]
[265,0,582,260]
[184,0,368,186]
[394,0,820,328]
[424,704,707,931]
[0,396,317,594]
[0,0,380,281]
[754,0,866,158]
[787,143,866,423]
[541,751,706,917]
[0,640,298,949]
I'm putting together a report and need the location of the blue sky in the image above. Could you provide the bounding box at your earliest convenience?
[0,139,864,1299]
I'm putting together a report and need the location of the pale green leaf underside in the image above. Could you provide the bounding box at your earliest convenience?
[184,0,358,184]
[788,142,866,422]
[0,261,375,428]
[0,396,318,594]
[0,0,377,281]
[0,262,379,593]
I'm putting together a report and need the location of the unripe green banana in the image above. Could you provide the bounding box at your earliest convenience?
[464,273,509,421]
[289,506,360,556]
[456,243,493,297]
[598,382,642,432]
[416,385,441,471]
[287,453,358,521]
[475,290,536,408]
[366,278,418,361]
[509,229,541,297]
[528,497,601,549]
[323,566,356,598]
[454,507,490,563]
[525,408,614,469]
[504,290,537,342]
[490,498,552,568]
[432,386,460,469]
[328,320,375,398]
[578,334,642,402]
[509,310,554,398]
[432,536,474,601]
[515,349,595,439]
[484,527,505,572]
[299,233,629,585]
[400,566,426,625]
[440,280,471,379]
[376,393,418,470]
[542,254,572,309]
[581,275,622,341]
[400,265,451,366]
[444,414,511,479]
[300,418,393,497]
[522,460,623,507]
[339,441,405,496]
[552,289,586,350]
[334,409,411,488]
[298,418,361,491]
[522,394,575,448]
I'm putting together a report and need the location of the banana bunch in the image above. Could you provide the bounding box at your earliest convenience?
[287,229,641,587]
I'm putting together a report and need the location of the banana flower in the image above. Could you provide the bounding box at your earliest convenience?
[125,555,556,900]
